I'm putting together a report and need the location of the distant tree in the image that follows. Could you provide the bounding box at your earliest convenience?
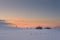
[35,26,43,29]
[44,27,51,29]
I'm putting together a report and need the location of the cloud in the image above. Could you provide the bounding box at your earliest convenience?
[0,19,13,27]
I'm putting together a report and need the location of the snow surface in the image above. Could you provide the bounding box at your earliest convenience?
[0,28,60,40]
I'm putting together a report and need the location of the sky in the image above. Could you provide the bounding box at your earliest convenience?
[0,0,60,28]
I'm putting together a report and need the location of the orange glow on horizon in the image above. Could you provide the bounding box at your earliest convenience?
[4,18,60,28]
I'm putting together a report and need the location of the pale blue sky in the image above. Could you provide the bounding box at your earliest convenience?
[0,0,60,27]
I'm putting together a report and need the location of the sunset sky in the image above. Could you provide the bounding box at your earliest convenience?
[0,0,60,28]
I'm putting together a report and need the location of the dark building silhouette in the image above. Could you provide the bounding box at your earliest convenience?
[44,27,51,29]
[35,26,43,29]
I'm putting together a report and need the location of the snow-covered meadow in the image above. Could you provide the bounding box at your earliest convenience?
[0,27,60,40]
